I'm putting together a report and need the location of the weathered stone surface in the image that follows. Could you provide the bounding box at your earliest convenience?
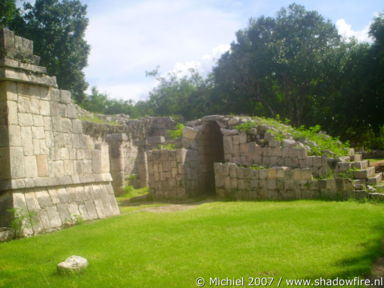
[57,256,88,274]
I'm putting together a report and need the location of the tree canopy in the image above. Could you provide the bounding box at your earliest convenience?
[2,0,90,103]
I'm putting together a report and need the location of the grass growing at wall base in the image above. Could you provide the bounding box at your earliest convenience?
[1,201,384,288]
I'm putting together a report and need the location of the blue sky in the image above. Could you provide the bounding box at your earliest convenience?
[82,0,383,101]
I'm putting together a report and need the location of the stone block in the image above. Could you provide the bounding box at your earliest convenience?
[20,126,33,155]
[24,192,40,211]
[66,105,77,119]
[240,143,248,153]
[36,155,49,177]
[9,147,25,178]
[6,82,18,101]
[18,113,32,126]
[267,168,277,179]
[35,190,52,208]
[0,125,9,147]
[18,96,31,113]
[32,126,45,139]
[72,119,83,134]
[7,100,18,125]
[60,90,72,104]
[61,118,72,133]
[25,155,38,178]
[39,100,50,116]
[51,160,64,178]
[239,132,247,144]
[81,200,97,220]
[267,179,276,190]
[353,167,375,179]
[46,206,62,228]
[30,98,40,114]
[33,115,44,127]
[259,169,267,179]
[12,192,27,210]
[229,163,237,178]
[183,127,198,140]
[48,188,60,204]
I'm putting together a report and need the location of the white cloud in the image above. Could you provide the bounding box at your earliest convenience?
[96,81,157,102]
[170,43,230,77]
[336,18,372,42]
[84,0,240,101]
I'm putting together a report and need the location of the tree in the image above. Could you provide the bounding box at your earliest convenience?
[81,87,137,116]
[213,4,341,126]
[144,68,213,120]
[0,0,17,28]
[13,0,90,103]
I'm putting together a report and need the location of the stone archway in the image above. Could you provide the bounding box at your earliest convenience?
[199,121,224,195]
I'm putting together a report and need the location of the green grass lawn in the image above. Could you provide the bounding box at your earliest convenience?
[1,200,384,288]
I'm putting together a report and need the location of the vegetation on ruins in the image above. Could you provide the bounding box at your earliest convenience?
[167,123,185,140]
[1,201,384,287]
[235,117,350,156]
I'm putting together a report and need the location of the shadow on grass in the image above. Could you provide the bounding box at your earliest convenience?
[308,223,384,281]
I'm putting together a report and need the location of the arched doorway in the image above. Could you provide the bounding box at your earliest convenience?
[199,121,224,195]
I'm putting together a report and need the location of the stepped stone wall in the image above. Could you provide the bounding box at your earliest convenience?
[0,29,121,234]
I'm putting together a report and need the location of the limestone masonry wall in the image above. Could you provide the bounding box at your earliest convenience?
[214,163,353,201]
[147,149,188,199]
[0,29,177,237]
[149,115,382,201]
[0,29,121,234]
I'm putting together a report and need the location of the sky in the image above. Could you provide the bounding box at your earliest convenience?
[82,0,383,102]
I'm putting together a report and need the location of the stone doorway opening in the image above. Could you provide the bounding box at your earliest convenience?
[200,121,224,195]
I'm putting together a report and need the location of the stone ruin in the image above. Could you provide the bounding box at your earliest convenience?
[148,115,383,201]
[0,29,383,238]
[0,29,176,237]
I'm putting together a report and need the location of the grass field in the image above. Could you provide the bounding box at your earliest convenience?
[1,200,384,288]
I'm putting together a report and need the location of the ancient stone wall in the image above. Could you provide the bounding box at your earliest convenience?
[83,117,176,195]
[0,29,120,234]
[147,149,187,199]
[214,163,353,201]
[149,115,381,200]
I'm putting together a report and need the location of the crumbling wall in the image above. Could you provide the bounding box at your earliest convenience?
[148,115,379,200]
[82,117,176,195]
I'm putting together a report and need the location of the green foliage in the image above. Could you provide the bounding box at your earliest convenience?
[142,68,214,120]
[213,4,341,126]
[7,208,37,239]
[167,123,185,140]
[63,214,84,227]
[117,186,149,202]
[292,125,350,156]
[0,0,18,28]
[249,165,265,170]
[156,144,176,150]
[1,201,384,287]
[11,0,90,103]
[335,168,359,179]
[79,114,120,126]
[234,122,256,133]
[81,87,139,117]
[236,116,350,156]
